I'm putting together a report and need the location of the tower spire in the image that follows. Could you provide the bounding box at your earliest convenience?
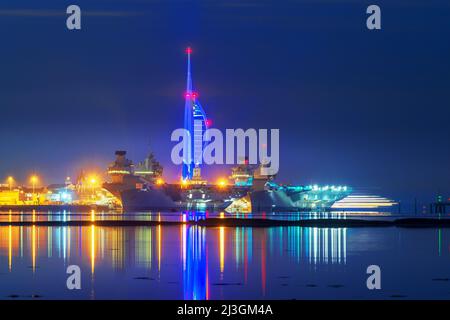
[183,47,194,180]
[182,46,208,181]
[186,47,193,93]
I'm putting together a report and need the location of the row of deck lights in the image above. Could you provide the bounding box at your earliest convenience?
[310,185,348,192]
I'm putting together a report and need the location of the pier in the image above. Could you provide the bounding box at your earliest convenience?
[0,204,110,212]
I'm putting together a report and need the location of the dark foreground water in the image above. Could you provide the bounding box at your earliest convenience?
[1,213,450,299]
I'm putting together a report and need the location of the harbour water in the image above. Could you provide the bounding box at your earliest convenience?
[1,211,450,300]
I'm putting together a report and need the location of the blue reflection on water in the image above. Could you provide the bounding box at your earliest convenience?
[1,210,450,223]
[0,214,449,299]
[183,225,207,300]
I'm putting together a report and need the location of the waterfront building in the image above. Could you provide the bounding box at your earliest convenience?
[0,190,20,205]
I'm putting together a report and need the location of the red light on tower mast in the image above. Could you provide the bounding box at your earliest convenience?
[186,47,192,55]
[185,92,199,100]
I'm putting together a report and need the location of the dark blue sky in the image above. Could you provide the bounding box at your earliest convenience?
[0,0,449,203]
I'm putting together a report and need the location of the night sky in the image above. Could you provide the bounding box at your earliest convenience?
[0,0,449,204]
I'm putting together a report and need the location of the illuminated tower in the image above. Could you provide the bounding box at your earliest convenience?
[182,47,209,180]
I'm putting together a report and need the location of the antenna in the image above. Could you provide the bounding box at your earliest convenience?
[185,47,192,93]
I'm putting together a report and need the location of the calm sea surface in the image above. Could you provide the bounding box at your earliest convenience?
[1,211,450,299]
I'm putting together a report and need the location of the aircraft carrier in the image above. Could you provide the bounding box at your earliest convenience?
[103,151,351,212]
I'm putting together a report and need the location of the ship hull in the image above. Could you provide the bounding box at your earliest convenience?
[226,188,352,213]
[119,188,180,211]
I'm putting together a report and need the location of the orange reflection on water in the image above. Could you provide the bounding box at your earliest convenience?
[158,224,162,272]
[0,222,355,300]
[8,225,12,271]
[219,226,225,273]
[31,225,36,273]
[91,224,95,274]
[0,226,20,272]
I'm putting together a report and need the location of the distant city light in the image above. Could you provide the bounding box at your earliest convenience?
[30,175,39,195]
[217,178,228,187]
[7,176,14,190]
[180,178,188,188]
[59,192,72,203]
[30,175,38,183]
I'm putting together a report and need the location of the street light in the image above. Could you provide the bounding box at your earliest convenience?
[217,178,228,188]
[88,175,99,197]
[30,175,38,195]
[7,176,14,191]
[180,178,188,188]
[88,174,99,186]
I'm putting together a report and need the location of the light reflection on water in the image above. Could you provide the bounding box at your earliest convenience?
[0,218,449,299]
[2,210,446,223]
